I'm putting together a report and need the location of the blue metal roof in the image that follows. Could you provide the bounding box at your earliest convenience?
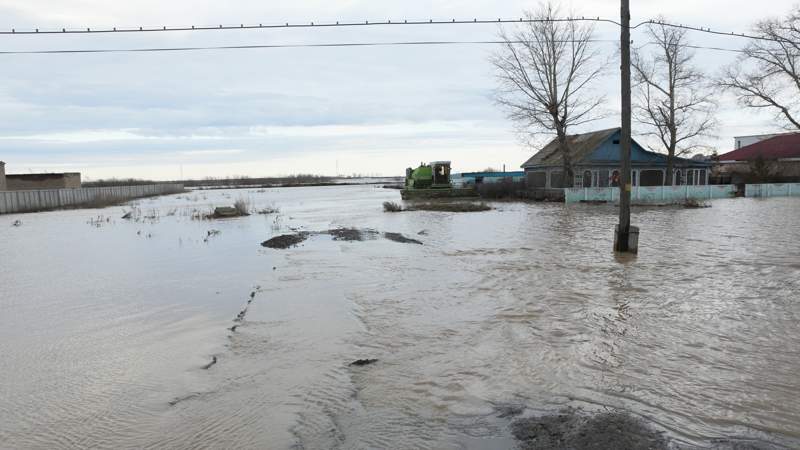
[522,128,711,168]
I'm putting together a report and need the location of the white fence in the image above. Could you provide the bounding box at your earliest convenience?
[745,183,800,198]
[565,185,737,204]
[0,184,184,214]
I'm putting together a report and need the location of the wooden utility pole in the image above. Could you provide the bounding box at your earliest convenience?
[615,0,638,253]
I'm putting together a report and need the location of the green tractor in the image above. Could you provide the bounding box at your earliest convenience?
[405,161,452,190]
[401,161,477,199]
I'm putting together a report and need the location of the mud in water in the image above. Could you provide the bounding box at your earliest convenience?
[383,232,423,245]
[511,410,669,450]
[263,228,423,248]
[261,232,309,249]
[349,358,379,367]
[325,227,380,241]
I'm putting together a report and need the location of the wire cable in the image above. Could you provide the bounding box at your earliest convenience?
[0,39,621,55]
[0,39,755,56]
[0,16,785,43]
[0,17,623,35]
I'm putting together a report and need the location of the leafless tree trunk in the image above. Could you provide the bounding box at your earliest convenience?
[718,7,800,130]
[632,21,717,186]
[492,2,604,188]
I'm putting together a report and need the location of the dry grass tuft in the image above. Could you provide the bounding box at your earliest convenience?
[383,201,404,212]
[233,197,251,216]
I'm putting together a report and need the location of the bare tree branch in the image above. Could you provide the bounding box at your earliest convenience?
[632,19,717,185]
[491,2,606,187]
[718,6,800,130]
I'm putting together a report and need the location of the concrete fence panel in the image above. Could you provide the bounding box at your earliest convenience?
[0,183,184,214]
[746,183,800,198]
[566,184,738,204]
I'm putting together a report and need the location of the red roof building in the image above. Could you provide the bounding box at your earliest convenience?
[713,132,800,184]
[718,133,800,161]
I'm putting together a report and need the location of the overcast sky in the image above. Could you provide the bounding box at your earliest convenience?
[0,0,796,180]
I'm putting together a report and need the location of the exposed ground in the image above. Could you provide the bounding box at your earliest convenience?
[383,232,423,245]
[511,410,669,450]
[325,227,380,241]
[261,233,309,249]
[261,228,422,249]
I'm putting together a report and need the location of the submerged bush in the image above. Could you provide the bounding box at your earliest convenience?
[233,197,251,216]
[409,202,491,212]
[383,201,404,212]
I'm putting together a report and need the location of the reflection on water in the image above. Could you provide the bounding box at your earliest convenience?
[1,186,799,449]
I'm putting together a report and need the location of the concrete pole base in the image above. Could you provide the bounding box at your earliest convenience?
[614,225,639,254]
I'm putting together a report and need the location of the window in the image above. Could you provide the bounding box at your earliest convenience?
[598,170,609,187]
[550,171,564,188]
[674,170,683,186]
[684,169,707,186]
[528,171,547,188]
[583,170,592,188]
[631,170,638,186]
[640,170,664,186]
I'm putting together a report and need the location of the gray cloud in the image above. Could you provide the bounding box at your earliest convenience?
[0,0,796,178]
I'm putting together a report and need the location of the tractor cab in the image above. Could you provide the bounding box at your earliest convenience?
[429,161,452,187]
[405,161,452,189]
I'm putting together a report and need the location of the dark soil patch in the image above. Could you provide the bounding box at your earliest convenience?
[201,356,218,370]
[383,232,423,245]
[326,228,380,241]
[212,206,249,218]
[168,392,201,406]
[511,410,669,450]
[262,228,425,249]
[349,358,379,367]
[261,232,309,249]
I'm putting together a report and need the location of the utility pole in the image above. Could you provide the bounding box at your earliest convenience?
[615,0,638,253]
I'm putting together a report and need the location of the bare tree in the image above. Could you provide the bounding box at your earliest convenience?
[632,21,717,185]
[718,7,800,130]
[492,2,604,187]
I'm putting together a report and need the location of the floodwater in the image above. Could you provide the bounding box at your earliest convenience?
[1,185,799,449]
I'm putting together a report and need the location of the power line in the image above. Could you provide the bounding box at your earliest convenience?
[633,20,783,43]
[0,39,622,55]
[0,17,623,35]
[0,40,753,57]
[0,16,784,44]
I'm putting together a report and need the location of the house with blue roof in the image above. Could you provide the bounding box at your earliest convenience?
[521,128,711,195]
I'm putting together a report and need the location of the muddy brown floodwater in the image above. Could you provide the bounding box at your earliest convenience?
[0,185,799,449]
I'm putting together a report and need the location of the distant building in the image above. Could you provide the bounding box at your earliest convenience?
[0,162,81,190]
[521,128,711,198]
[733,132,794,150]
[0,161,6,191]
[451,171,525,188]
[714,132,800,184]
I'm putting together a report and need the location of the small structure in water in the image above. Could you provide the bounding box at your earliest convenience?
[401,161,477,199]
[451,171,525,188]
